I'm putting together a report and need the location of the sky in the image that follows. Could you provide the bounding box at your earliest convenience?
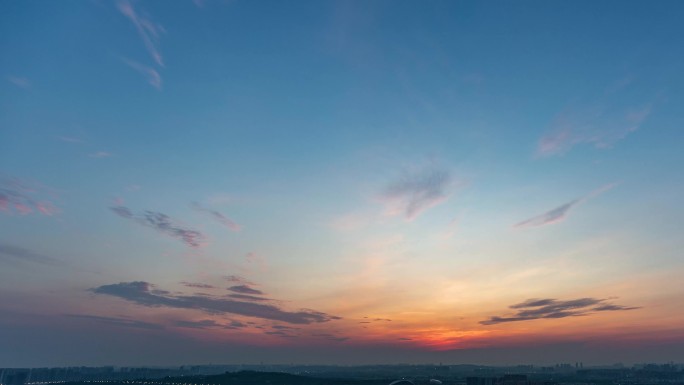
[1,0,684,367]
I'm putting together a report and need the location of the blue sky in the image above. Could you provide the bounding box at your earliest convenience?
[1,0,684,367]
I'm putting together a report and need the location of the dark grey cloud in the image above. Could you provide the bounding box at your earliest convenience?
[91,281,338,325]
[180,281,215,289]
[110,205,133,218]
[65,314,163,330]
[173,319,222,329]
[228,284,263,295]
[271,325,299,330]
[514,199,580,228]
[228,293,271,302]
[264,330,297,338]
[191,202,241,231]
[0,244,61,266]
[382,165,451,220]
[110,206,204,247]
[225,320,247,329]
[480,297,639,325]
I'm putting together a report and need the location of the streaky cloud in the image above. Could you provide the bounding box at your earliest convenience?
[381,164,452,220]
[91,281,338,324]
[0,244,61,266]
[514,199,580,228]
[181,281,215,289]
[172,319,222,329]
[89,151,113,158]
[228,293,271,302]
[265,330,297,338]
[537,100,652,157]
[191,202,241,231]
[0,176,59,216]
[228,284,263,295]
[110,206,204,248]
[481,297,639,325]
[65,314,163,330]
[514,183,616,228]
[121,57,162,89]
[224,275,255,285]
[7,76,30,88]
[117,0,165,67]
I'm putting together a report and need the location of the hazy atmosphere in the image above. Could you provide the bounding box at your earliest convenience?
[1,0,684,367]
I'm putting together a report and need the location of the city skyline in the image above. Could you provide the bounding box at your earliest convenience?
[1,0,684,367]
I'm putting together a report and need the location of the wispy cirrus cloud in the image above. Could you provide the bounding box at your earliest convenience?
[91,281,339,324]
[481,297,639,325]
[0,244,61,266]
[381,164,452,220]
[89,151,113,158]
[56,136,85,144]
[110,206,204,247]
[120,57,162,89]
[117,0,165,67]
[537,102,653,157]
[65,314,163,330]
[514,183,616,228]
[514,199,580,228]
[0,176,59,216]
[191,202,241,231]
[224,275,255,285]
[7,76,31,88]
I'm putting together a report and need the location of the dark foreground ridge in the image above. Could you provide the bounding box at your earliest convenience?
[66,371,393,385]
[6,364,684,385]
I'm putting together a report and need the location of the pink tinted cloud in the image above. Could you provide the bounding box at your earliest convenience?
[0,176,60,216]
[35,201,58,216]
[537,104,653,157]
[117,0,165,67]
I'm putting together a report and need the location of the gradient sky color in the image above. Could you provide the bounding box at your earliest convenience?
[2,0,684,367]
